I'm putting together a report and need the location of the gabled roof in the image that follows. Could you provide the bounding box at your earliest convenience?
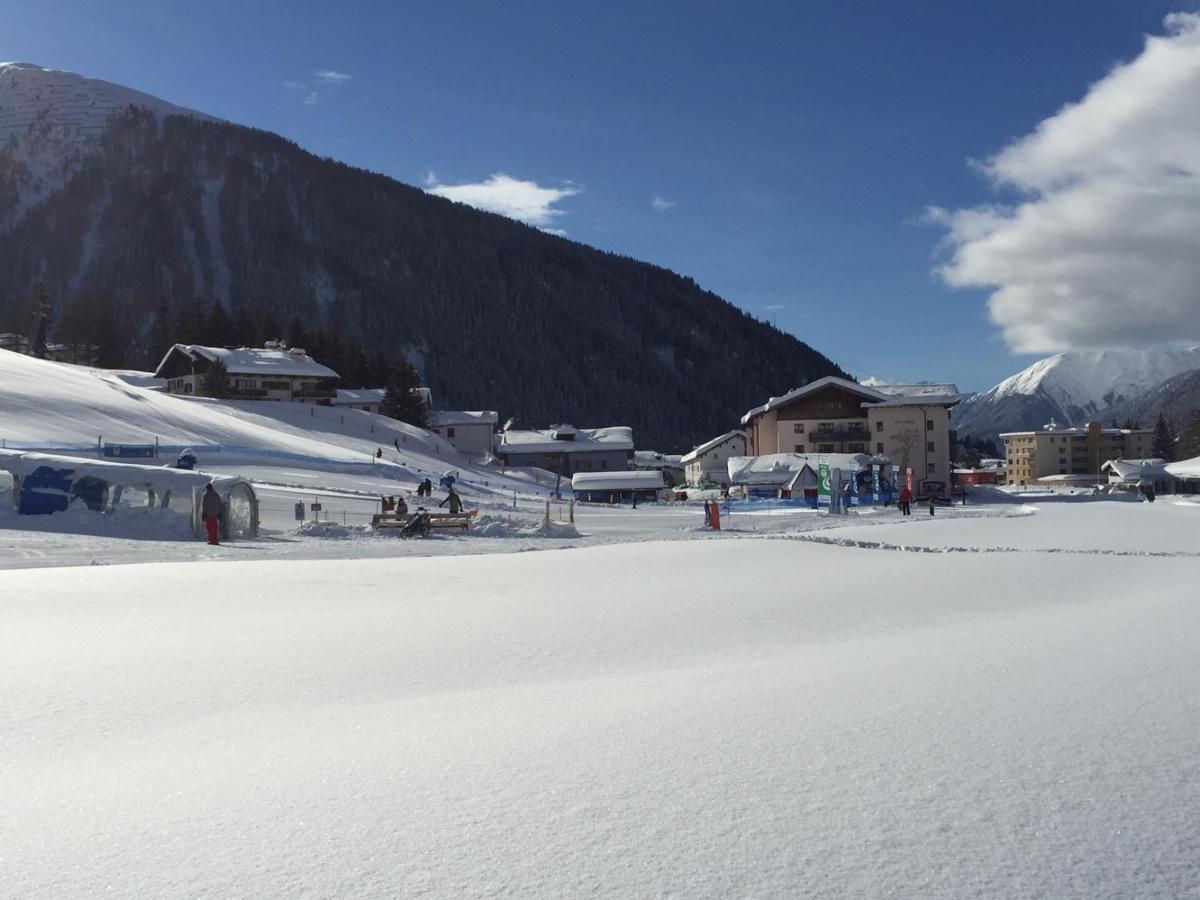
[860,383,961,408]
[332,388,385,405]
[726,451,879,485]
[154,344,339,380]
[1102,458,1171,482]
[496,425,634,454]
[741,377,961,423]
[428,410,499,427]
[680,429,746,464]
[741,377,885,423]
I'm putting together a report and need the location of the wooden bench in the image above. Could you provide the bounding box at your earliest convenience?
[370,508,478,532]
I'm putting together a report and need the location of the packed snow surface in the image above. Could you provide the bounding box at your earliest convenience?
[2,498,1198,898]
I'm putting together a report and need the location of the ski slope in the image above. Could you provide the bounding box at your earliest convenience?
[0,349,547,499]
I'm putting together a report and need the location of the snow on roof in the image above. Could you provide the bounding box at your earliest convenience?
[633,450,683,469]
[1101,458,1170,483]
[741,377,959,422]
[156,345,339,380]
[496,426,634,454]
[860,383,961,408]
[332,388,384,406]
[727,452,877,485]
[741,377,884,423]
[571,470,664,491]
[680,430,746,464]
[428,410,499,427]
[0,449,242,495]
[1164,455,1200,480]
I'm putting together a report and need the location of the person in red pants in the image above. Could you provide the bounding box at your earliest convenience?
[201,483,222,545]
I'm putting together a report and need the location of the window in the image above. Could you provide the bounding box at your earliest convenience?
[818,423,834,433]
[927,442,935,452]
[876,442,884,453]
[927,463,936,474]
[875,421,883,432]
[818,444,835,453]
[447,427,456,438]
[793,423,805,434]
[847,443,866,453]
[794,444,804,453]
[600,460,608,470]
[848,422,863,432]
[926,420,934,431]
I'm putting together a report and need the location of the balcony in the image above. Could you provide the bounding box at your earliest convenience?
[808,428,869,442]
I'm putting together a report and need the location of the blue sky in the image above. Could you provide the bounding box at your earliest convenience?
[2,0,1193,390]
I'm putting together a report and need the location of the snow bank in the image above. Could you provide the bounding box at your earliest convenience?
[0,494,193,540]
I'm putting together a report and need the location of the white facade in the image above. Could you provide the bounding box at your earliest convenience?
[681,430,746,487]
[428,411,499,459]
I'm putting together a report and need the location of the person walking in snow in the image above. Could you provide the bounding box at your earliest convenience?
[898,485,912,516]
[928,495,936,516]
[440,487,464,515]
[375,447,382,459]
[394,438,400,452]
[201,484,222,545]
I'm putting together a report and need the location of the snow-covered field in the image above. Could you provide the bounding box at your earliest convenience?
[3,497,1199,898]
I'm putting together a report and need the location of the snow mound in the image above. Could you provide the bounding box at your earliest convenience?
[0,495,193,540]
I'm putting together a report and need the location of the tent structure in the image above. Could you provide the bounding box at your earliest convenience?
[0,449,259,538]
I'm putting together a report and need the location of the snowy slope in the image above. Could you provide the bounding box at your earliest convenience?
[0,61,211,224]
[954,348,1200,441]
[0,349,514,497]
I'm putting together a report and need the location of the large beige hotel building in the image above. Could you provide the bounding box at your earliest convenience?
[1002,421,1153,485]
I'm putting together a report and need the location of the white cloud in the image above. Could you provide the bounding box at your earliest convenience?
[302,91,320,106]
[934,13,1200,353]
[861,376,891,387]
[315,70,352,83]
[650,195,675,212]
[426,173,580,229]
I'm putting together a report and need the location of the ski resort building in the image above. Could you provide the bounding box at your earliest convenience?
[331,388,385,414]
[741,377,960,497]
[571,470,664,504]
[494,425,634,477]
[1101,459,1196,496]
[427,410,500,459]
[1001,421,1154,486]
[681,430,746,488]
[155,342,339,403]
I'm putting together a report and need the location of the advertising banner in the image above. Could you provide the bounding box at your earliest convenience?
[871,464,881,504]
[817,456,831,507]
[830,467,842,514]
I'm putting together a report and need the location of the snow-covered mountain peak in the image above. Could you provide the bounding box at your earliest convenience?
[0,62,210,146]
[989,348,1200,415]
[0,62,212,226]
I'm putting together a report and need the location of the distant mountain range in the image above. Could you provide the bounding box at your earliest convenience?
[0,62,844,451]
[953,348,1200,444]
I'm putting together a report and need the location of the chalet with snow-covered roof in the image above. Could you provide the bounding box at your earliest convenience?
[680,430,745,487]
[741,376,961,497]
[428,410,499,459]
[494,425,634,476]
[154,342,339,403]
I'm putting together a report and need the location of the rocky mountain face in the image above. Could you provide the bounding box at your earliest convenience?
[953,348,1200,443]
[0,64,844,450]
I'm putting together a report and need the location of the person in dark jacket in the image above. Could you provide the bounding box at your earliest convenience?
[440,488,464,515]
[201,484,222,545]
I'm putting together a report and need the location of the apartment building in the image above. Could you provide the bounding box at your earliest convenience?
[1001,421,1153,486]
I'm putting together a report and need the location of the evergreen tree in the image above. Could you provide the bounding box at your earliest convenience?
[147,298,172,367]
[1177,407,1200,460]
[203,300,234,346]
[380,359,428,428]
[1151,413,1176,461]
[201,360,231,398]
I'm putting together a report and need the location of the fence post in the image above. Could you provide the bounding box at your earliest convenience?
[543,500,550,529]
[569,498,575,523]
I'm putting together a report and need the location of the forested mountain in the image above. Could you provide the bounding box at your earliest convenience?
[0,65,845,450]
